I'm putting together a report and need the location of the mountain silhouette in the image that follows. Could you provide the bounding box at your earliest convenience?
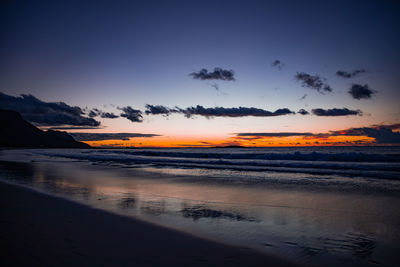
[0,109,90,148]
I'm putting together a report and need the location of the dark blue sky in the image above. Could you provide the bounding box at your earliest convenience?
[1,0,399,142]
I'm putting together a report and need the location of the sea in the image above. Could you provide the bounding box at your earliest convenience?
[1,146,400,266]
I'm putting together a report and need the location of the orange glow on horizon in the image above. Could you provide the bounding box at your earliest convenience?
[82,135,377,148]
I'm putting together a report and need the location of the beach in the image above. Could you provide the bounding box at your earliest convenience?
[1,148,400,266]
[2,1,400,265]
[0,181,296,267]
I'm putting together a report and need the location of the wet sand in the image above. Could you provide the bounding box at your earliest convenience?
[0,181,297,267]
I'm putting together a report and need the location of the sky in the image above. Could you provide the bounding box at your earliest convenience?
[1,0,400,147]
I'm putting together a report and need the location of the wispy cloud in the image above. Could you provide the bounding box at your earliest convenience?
[348,84,376,100]
[336,69,365,78]
[210,83,219,91]
[299,94,307,100]
[207,83,228,96]
[312,108,362,116]
[119,106,143,122]
[294,72,332,93]
[0,92,100,127]
[271,59,285,70]
[69,133,160,141]
[190,68,235,81]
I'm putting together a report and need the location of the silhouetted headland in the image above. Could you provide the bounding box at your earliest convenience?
[0,109,90,148]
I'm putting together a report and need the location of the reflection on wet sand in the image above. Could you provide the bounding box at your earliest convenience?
[140,200,166,216]
[1,159,400,267]
[118,196,136,209]
[180,203,259,222]
[323,232,376,258]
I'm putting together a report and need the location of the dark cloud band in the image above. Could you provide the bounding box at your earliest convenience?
[47,126,103,130]
[329,125,400,144]
[235,123,400,144]
[145,104,295,118]
[237,132,313,137]
[69,133,160,141]
[312,108,362,116]
[183,106,294,118]
[0,92,100,127]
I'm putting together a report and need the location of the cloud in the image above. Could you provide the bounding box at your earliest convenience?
[208,83,228,96]
[348,84,376,100]
[47,126,104,130]
[0,92,100,126]
[189,68,235,81]
[119,106,143,122]
[329,124,400,144]
[371,123,400,130]
[297,109,309,115]
[312,108,362,116]
[336,69,366,78]
[145,105,295,118]
[175,144,213,147]
[362,128,400,143]
[299,94,307,100]
[235,123,400,144]
[210,83,219,91]
[69,133,160,141]
[182,106,295,118]
[101,112,119,119]
[144,104,179,116]
[271,60,285,70]
[88,108,119,119]
[294,72,332,93]
[236,132,313,137]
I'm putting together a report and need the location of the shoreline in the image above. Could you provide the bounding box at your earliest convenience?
[0,180,298,267]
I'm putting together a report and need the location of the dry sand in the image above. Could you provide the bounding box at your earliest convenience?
[0,181,298,267]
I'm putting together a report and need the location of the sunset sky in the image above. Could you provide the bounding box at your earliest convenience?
[1,0,399,147]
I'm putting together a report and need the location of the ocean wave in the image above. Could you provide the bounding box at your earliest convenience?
[83,149,400,163]
[33,149,400,180]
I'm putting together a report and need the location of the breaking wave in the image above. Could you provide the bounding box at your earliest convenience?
[33,147,400,180]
